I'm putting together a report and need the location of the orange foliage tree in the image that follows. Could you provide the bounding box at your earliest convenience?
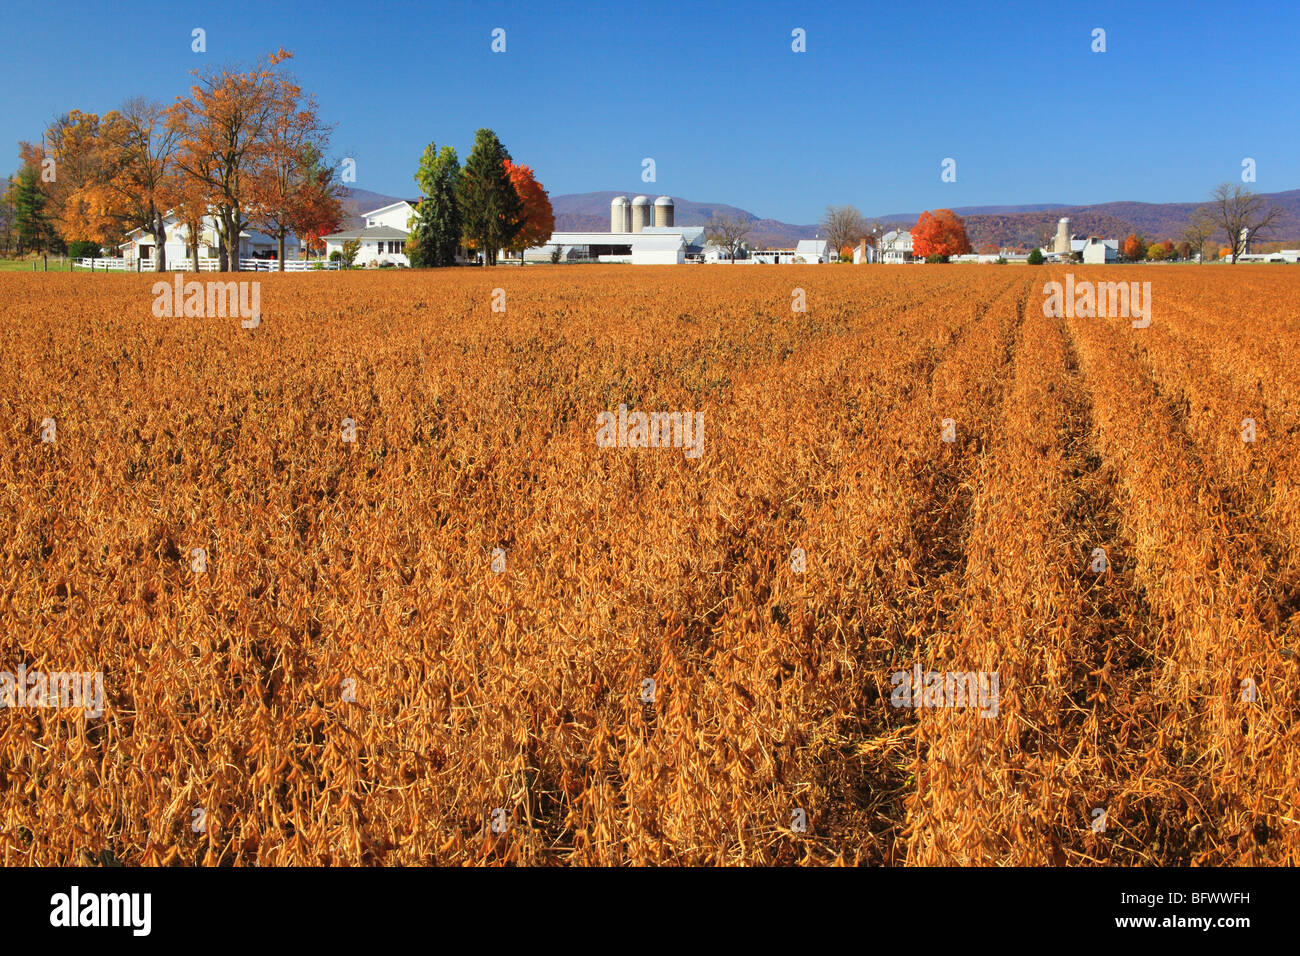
[501,159,554,257]
[1122,233,1146,261]
[289,148,345,260]
[168,50,301,271]
[912,209,971,258]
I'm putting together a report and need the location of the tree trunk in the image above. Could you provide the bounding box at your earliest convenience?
[151,211,167,272]
[227,211,241,272]
[277,229,286,268]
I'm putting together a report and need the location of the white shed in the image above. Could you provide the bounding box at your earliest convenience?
[794,239,831,263]
[1081,237,1119,264]
[631,235,686,265]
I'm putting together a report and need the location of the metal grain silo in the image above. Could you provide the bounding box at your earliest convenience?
[631,195,652,233]
[654,195,674,227]
[610,195,631,233]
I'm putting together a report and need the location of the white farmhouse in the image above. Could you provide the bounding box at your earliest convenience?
[323,200,417,267]
[880,230,913,262]
[118,211,297,265]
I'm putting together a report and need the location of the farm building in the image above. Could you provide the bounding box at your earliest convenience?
[1081,236,1120,264]
[322,200,417,267]
[117,211,298,264]
[1237,249,1300,263]
[523,195,707,264]
[880,230,913,262]
[1046,218,1119,263]
[794,239,833,263]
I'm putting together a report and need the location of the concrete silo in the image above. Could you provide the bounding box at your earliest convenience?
[1054,218,1070,256]
[610,196,631,233]
[653,196,674,227]
[631,195,652,233]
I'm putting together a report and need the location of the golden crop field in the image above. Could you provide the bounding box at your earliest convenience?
[2,264,1298,866]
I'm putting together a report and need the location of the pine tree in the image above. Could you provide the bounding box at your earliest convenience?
[458,129,522,266]
[10,165,56,254]
[410,143,461,267]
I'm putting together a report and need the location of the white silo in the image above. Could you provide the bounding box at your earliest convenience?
[610,195,631,233]
[1054,218,1070,256]
[631,195,652,233]
[653,196,674,227]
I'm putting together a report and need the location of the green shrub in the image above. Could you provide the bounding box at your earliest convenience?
[1027,248,1045,265]
[924,253,949,264]
[67,240,101,259]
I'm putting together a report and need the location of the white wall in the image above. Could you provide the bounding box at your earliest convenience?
[365,203,416,231]
[325,237,409,267]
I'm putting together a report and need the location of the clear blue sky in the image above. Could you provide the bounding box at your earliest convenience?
[3,0,1296,224]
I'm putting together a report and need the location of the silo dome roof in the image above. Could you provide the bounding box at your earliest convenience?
[611,196,630,205]
[654,195,674,205]
[631,195,652,205]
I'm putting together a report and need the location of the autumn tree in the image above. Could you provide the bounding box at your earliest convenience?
[458,129,521,266]
[288,145,345,260]
[169,50,301,271]
[1122,233,1146,261]
[88,99,183,269]
[911,209,971,259]
[40,112,119,248]
[409,143,461,268]
[1205,182,1281,263]
[502,159,554,259]
[0,180,14,255]
[1180,207,1215,264]
[704,213,754,262]
[249,74,335,264]
[820,205,866,260]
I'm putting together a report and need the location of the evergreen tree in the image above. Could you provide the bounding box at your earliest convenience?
[410,143,461,267]
[458,129,522,266]
[9,165,56,254]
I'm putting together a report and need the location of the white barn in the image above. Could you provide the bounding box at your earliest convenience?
[1081,237,1120,264]
[794,239,832,263]
[323,200,417,267]
[522,228,694,264]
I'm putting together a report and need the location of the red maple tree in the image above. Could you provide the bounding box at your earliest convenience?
[912,209,971,258]
[502,160,554,254]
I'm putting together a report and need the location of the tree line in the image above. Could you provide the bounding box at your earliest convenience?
[407,129,554,268]
[3,50,345,272]
[805,183,1287,264]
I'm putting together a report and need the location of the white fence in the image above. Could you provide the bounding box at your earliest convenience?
[76,257,340,272]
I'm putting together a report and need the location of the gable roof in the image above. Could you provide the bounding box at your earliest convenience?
[795,239,830,255]
[362,201,417,218]
[322,224,409,241]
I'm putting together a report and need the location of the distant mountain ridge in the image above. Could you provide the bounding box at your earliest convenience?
[551,189,1300,249]
[344,187,1300,249]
